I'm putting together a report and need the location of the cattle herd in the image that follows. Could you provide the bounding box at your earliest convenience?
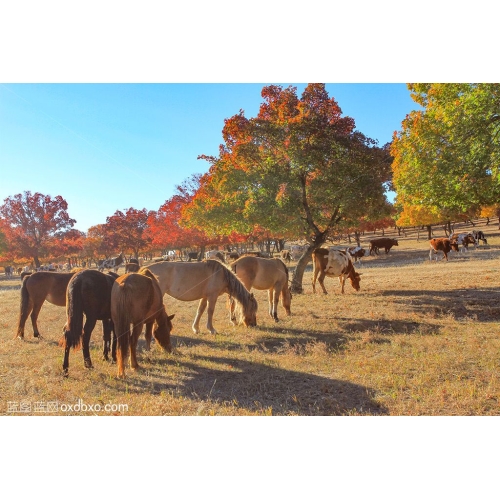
[6,227,492,378]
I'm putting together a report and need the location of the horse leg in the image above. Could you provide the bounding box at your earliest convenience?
[192,298,207,334]
[130,323,143,370]
[270,287,279,322]
[102,319,112,361]
[62,336,71,376]
[30,301,44,338]
[229,297,237,325]
[206,297,218,334]
[144,322,153,351]
[111,328,117,363]
[82,317,97,369]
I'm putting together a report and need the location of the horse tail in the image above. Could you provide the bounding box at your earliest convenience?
[114,282,133,372]
[15,276,32,338]
[64,276,84,349]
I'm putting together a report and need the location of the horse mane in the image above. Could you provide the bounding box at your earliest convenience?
[205,259,256,312]
[275,257,289,282]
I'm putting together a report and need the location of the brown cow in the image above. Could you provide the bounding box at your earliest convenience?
[369,238,398,255]
[429,238,459,261]
[312,248,361,294]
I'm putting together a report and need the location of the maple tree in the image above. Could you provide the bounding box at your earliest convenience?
[0,191,76,268]
[146,176,209,255]
[183,84,393,292]
[391,83,500,227]
[103,207,153,259]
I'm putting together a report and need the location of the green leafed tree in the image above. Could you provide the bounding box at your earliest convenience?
[183,84,393,292]
[391,83,500,225]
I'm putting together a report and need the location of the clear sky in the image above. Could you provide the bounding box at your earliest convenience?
[0,83,418,232]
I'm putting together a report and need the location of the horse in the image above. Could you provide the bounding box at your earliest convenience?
[98,252,125,273]
[15,271,76,339]
[230,256,291,322]
[144,259,258,334]
[125,262,141,273]
[111,268,174,378]
[61,270,119,375]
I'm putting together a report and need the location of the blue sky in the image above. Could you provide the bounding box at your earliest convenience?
[0,83,418,232]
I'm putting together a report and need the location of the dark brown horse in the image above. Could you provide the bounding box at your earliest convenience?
[61,269,119,375]
[111,268,174,378]
[16,271,76,339]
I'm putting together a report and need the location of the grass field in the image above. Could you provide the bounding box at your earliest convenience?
[1,222,499,416]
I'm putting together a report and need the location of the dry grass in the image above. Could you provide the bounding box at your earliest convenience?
[1,222,500,416]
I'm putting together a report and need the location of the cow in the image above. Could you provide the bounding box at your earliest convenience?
[346,246,366,264]
[98,252,125,273]
[205,250,226,263]
[429,238,459,261]
[472,230,488,246]
[187,252,200,262]
[225,251,240,262]
[312,248,362,294]
[369,238,398,255]
[290,244,308,261]
[449,232,476,252]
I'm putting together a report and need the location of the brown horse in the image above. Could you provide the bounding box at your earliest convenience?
[230,256,291,322]
[144,259,258,334]
[111,268,174,378]
[16,271,76,339]
[61,269,119,375]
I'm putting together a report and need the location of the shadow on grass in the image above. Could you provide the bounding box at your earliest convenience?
[380,287,500,322]
[107,350,388,415]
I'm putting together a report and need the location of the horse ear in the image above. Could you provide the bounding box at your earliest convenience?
[168,314,175,321]
[250,293,254,298]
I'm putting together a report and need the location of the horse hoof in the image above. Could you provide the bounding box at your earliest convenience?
[62,369,69,378]
[84,359,93,369]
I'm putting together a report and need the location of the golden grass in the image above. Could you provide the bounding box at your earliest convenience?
[1,223,499,416]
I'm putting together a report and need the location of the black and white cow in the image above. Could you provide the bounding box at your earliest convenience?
[98,252,125,273]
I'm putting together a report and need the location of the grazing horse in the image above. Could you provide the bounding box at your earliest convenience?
[230,256,291,322]
[111,268,174,378]
[144,259,258,334]
[16,271,76,338]
[98,252,125,272]
[61,270,119,375]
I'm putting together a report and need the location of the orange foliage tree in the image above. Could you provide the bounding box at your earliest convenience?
[183,84,392,292]
[103,208,153,260]
[0,191,76,268]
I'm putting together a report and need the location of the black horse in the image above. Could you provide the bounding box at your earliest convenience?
[62,269,119,375]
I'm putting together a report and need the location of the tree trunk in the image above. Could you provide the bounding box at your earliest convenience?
[290,247,315,294]
[426,225,432,240]
[34,256,41,269]
[290,232,328,294]
[354,230,361,246]
[198,246,205,261]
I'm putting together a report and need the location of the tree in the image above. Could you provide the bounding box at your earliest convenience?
[146,176,209,255]
[104,208,153,260]
[183,84,393,292]
[391,84,500,222]
[0,191,76,268]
